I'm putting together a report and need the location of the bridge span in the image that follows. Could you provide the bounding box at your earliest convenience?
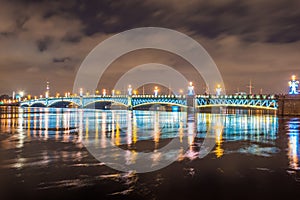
[20,94,278,110]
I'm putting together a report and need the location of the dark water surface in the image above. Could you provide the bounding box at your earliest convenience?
[0,106,300,200]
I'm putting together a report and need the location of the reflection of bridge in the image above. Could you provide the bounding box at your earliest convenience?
[20,94,278,110]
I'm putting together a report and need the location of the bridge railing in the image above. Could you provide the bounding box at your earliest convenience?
[196,94,277,100]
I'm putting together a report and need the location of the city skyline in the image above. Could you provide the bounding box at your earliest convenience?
[1,0,300,95]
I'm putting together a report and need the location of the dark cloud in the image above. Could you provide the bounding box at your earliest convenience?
[53,57,71,63]
[61,33,82,43]
[36,37,53,52]
[0,0,300,95]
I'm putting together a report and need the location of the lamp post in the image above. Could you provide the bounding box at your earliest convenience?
[128,85,132,96]
[154,86,159,97]
[18,91,24,101]
[216,84,222,96]
[187,81,194,96]
[289,75,299,95]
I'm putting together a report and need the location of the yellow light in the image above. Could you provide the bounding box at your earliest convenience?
[133,90,137,95]
[292,75,296,81]
[96,90,99,94]
[56,93,60,97]
[189,81,193,86]
[27,95,31,100]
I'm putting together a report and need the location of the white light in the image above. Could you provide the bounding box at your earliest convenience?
[19,91,24,97]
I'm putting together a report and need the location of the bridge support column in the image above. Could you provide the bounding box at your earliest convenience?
[127,96,133,110]
[79,96,83,108]
[278,94,300,116]
[186,95,196,122]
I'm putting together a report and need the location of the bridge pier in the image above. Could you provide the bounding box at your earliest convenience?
[127,96,133,110]
[79,96,83,108]
[186,95,197,122]
[278,95,300,116]
[45,98,49,107]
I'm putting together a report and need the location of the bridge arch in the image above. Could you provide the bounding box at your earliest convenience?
[133,102,187,108]
[30,102,47,107]
[83,100,128,108]
[197,104,277,110]
[47,100,80,108]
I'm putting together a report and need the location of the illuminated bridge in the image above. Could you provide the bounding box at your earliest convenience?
[20,94,278,110]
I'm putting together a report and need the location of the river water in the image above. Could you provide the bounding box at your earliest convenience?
[0,106,300,199]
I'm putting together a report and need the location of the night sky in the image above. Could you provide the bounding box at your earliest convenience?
[1,0,300,95]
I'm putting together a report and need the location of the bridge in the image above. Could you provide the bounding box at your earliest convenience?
[19,94,278,110]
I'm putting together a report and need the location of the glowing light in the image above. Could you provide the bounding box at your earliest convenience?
[216,84,222,96]
[128,85,132,96]
[19,91,24,97]
[188,81,194,96]
[102,89,106,96]
[289,75,299,95]
[154,86,159,97]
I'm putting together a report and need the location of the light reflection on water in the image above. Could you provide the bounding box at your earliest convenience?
[1,106,300,193]
[287,118,300,170]
[1,107,281,159]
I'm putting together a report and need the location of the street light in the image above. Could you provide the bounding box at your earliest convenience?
[154,86,159,97]
[128,85,132,96]
[188,82,194,95]
[17,91,24,101]
[19,91,24,97]
[289,75,299,95]
[216,84,222,96]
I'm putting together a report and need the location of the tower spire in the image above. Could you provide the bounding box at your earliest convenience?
[246,80,254,94]
[46,81,50,98]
